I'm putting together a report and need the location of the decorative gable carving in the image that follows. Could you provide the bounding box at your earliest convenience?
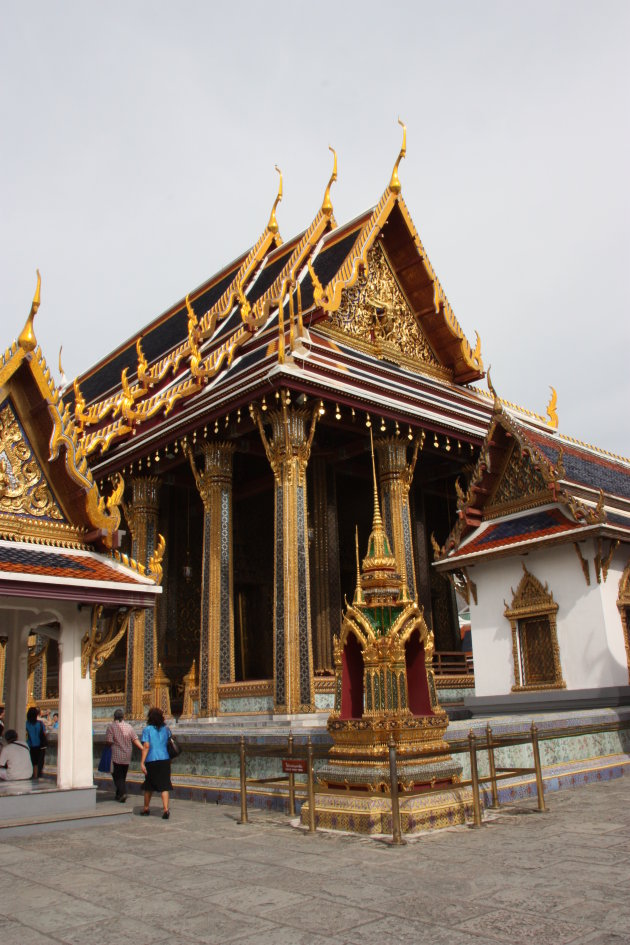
[324,242,448,378]
[0,399,64,522]
[485,442,549,518]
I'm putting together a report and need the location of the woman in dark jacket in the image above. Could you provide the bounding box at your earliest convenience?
[25,706,47,779]
[140,706,172,819]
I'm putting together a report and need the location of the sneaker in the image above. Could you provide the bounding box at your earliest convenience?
[162,810,170,820]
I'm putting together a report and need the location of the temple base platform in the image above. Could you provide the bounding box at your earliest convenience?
[300,784,473,834]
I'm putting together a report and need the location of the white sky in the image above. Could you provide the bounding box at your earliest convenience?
[1,2,628,455]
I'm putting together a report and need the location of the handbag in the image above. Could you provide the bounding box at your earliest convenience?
[39,722,48,749]
[167,735,181,759]
[98,744,112,773]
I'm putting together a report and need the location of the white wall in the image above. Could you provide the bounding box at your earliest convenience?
[468,535,629,697]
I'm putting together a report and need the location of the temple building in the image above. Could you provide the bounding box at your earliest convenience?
[0,277,162,800]
[15,130,627,723]
[435,401,630,711]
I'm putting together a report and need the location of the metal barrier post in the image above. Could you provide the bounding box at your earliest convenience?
[468,730,483,828]
[531,723,548,812]
[306,737,316,833]
[287,733,296,817]
[388,736,406,845]
[238,735,248,824]
[486,723,500,809]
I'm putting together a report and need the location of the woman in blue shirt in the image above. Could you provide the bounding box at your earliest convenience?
[140,706,172,819]
[26,706,47,779]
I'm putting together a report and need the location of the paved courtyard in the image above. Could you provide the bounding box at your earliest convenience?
[0,775,628,945]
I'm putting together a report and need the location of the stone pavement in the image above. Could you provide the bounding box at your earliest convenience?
[0,776,629,945]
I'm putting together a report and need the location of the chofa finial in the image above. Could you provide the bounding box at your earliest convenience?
[547,386,559,429]
[321,146,337,217]
[388,118,407,195]
[18,269,41,353]
[267,165,283,235]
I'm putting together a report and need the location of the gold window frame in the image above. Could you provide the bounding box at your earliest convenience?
[504,564,565,692]
[617,559,630,684]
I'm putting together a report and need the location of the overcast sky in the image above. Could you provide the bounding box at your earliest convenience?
[1,2,628,456]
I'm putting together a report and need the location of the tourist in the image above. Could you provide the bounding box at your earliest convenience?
[105,708,143,802]
[51,712,59,730]
[25,707,47,779]
[0,730,33,780]
[140,706,172,819]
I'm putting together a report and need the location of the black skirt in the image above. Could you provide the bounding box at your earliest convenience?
[142,759,172,793]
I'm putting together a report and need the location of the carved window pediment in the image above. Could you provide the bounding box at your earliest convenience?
[505,563,564,692]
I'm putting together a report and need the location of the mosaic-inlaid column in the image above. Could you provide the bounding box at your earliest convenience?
[188,442,235,717]
[311,456,341,672]
[253,401,318,714]
[124,476,160,718]
[375,436,419,599]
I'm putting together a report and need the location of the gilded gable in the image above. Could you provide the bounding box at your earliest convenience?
[486,442,549,518]
[0,399,64,523]
[323,242,448,378]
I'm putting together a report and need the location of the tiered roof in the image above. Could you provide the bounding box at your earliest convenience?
[435,403,630,569]
[68,130,492,474]
[0,277,162,604]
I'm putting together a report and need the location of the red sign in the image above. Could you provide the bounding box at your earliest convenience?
[282,758,307,774]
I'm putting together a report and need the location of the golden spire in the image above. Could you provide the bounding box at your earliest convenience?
[352,525,364,605]
[388,118,406,195]
[266,165,283,235]
[321,146,337,217]
[546,386,559,428]
[369,427,384,533]
[18,269,41,353]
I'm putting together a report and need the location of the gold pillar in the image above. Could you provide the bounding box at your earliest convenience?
[124,476,161,718]
[311,456,341,671]
[375,436,419,598]
[188,441,235,716]
[253,399,317,713]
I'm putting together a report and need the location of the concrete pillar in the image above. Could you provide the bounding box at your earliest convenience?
[57,608,94,789]
[189,442,235,717]
[4,616,31,737]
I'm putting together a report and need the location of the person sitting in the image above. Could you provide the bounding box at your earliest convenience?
[0,730,33,781]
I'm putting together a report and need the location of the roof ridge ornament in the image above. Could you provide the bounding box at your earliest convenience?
[266,165,283,235]
[547,386,559,428]
[486,365,501,412]
[321,146,337,217]
[388,118,406,195]
[18,269,41,353]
